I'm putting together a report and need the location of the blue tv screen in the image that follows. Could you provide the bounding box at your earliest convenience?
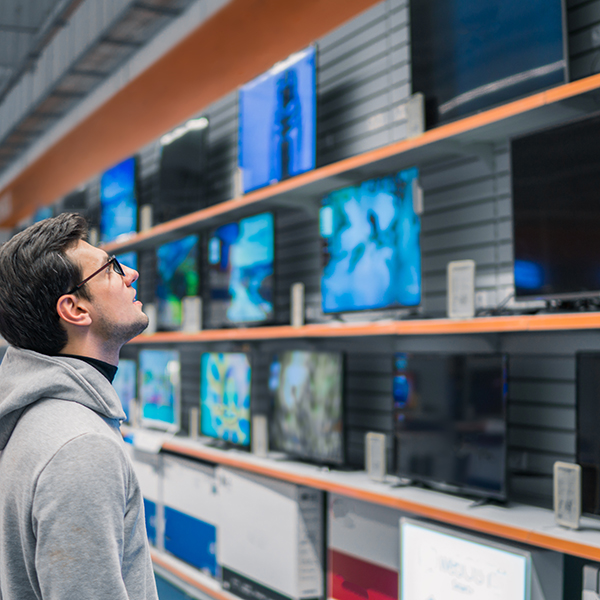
[139,349,181,433]
[208,212,274,326]
[113,358,136,422]
[320,167,421,313]
[200,352,251,447]
[156,235,200,331]
[239,46,316,193]
[116,251,137,291]
[100,157,137,243]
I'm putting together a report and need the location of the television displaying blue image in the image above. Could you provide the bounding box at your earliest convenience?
[320,167,421,313]
[139,349,181,433]
[116,251,137,291]
[239,46,316,193]
[200,352,251,447]
[100,157,137,243]
[156,235,200,331]
[113,358,136,422]
[208,212,274,326]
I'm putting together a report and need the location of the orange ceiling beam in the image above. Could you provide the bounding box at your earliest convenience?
[0,0,381,227]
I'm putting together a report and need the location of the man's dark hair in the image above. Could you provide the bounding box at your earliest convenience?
[0,213,90,355]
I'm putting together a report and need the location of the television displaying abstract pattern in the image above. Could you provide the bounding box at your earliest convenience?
[113,358,136,422]
[320,167,421,313]
[100,157,137,243]
[239,46,316,193]
[156,235,199,331]
[200,352,251,447]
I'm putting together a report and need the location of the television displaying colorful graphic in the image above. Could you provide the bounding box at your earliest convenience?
[239,46,316,193]
[116,251,137,291]
[100,157,137,243]
[139,349,181,432]
[200,352,251,446]
[208,212,274,326]
[156,235,199,331]
[270,351,343,464]
[320,168,421,313]
[113,359,136,422]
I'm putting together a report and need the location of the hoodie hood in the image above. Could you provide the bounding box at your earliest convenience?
[0,346,126,450]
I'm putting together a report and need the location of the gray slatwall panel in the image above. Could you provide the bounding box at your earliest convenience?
[568,0,600,80]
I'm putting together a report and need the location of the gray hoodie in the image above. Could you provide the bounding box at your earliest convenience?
[0,346,159,600]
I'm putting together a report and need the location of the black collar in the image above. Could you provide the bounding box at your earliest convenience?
[59,354,118,383]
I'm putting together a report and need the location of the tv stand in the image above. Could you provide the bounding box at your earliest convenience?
[545,297,600,312]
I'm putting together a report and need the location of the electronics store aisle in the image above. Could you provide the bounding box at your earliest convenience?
[155,574,195,600]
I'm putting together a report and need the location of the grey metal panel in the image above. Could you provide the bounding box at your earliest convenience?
[509,427,576,454]
[509,381,575,406]
[509,356,576,380]
[508,404,576,430]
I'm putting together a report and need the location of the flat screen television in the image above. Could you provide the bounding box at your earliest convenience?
[200,352,251,447]
[33,206,54,222]
[239,46,316,193]
[157,118,208,224]
[576,352,600,517]
[113,358,137,423]
[100,157,137,243]
[269,350,344,465]
[139,349,181,433]
[156,235,200,331]
[394,353,507,500]
[512,113,600,301]
[320,167,421,313]
[116,251,137,291]
[411,0,567,127]
[207,212,274,326]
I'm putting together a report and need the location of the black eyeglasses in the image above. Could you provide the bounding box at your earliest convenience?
[66,255,125,295]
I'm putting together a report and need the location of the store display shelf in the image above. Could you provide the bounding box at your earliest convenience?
[103,72,600,255]
[151,549,235,600]
[128,311,600,345]
[133,433,600,562]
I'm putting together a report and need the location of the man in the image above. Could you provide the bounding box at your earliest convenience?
[0,213,158,599]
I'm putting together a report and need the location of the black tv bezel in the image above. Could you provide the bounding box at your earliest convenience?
[319,169,423,318]
[154,233,202,332]
[199,350,253,449]
[393,352,509,502]
[206,211,276,328]
[269,349,346,467]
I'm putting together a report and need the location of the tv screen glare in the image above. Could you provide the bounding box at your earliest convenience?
[320,167,421,313]
[400,519,530,600]
[512,114,600,301]
[576,352,600,517]
[394,353,507,500]
[269,350,343,465]
[100,157,137,243]
[200,352,251,447]
[208,212,274,326]
[411,0,566,126]
[113,359,137,423]
[156,235,200,331]
[239,46,316,193]
[116,251,137,291]
[157,120,208,224]
[139,349,181,433]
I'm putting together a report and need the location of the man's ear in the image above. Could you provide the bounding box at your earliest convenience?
[56,294,92,327]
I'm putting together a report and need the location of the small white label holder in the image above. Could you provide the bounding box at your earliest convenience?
[290,282,305,327]
[447,259,476,318]
[143,303,157,335]
[365,432,387,482]
[189,406,199,440]
[252,415,269,457]
[553,461,581,529]
[182,296,202,332]
[140,204,153,232]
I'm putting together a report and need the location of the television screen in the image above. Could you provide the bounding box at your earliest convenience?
[394,353,507,500]
[512,113,600,301]
[269,350,343,465]
[576,353,600,517]
[400,519,530,600]
[239,46,316,193]
[157,119,208,224]
[113,359,136,422]
[411,0,566,126]
[208,212,274,326]
[139,349,181,433]
[100,157,137,243]
[116,251,137,291]
[156,235,200,331]
[200,352,251,446]
[320,167,421,313]
[33,206,53,222]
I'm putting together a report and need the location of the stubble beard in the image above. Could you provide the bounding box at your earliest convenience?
[96,309,149,349]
